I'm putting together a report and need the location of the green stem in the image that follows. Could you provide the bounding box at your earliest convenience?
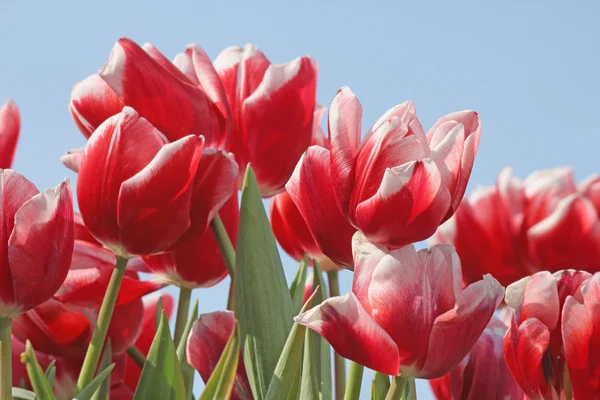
[327,270,345,400]
[0,317,11,400]
[343,361,363,400]
[77,256,128,391]
[173,286,192,347]
[210,213,235,277]
[126,346,146,369]
[385,376,416,400]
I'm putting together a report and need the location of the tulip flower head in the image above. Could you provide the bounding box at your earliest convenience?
[295,232,503,378]
[0,100,20,169]
[287,87,481,267]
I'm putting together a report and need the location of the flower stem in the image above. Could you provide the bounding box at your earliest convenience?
[343,361,364,400]
[173,286,192,347]
[77,256,128,392]
[327,270,346,400]
[385,376,416,400]
[126,346,146,369]
[0,317,11,400]
[210,213,235,277]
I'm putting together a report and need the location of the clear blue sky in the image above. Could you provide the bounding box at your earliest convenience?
[1,1,599,398]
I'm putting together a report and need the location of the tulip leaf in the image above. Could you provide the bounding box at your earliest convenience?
[176,299,199,400]
[299,326,319,400]
[264,289,319,400]
[74,363,115,400]
[199,323,241,400]
[155,297,164,331]
[312,260,332,400]
[22,340,56,400]
[289,254,309,313]
[44,359,57,387]
[134,312,186,400]
[235,166,295,399]
[90,340,112,400]
[12,388,37,400]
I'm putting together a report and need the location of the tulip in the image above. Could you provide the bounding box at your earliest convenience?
[429,316,525,400]
[433,167,600,287]
[562,272,600,399]
[503,270,591,399]
[70,38,228,149]
[0,100,20,168]
[72,106,237,258]
[213,44,318,196]
[287,87,481,267]
[187,311,253,400]
[295,232,503,378]
[0,170,73,316]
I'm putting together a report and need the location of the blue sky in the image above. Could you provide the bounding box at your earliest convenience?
[1,0,599,398]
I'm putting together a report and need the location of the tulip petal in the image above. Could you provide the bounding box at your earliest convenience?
[295,292,400,375]
[69,75,124,138]
[328,87,362,210]
[528,194,600,271]
[242,56,318,195]
[8,180,74,313]
[420,274,503,378]
[141,42,194,84]
[117,134,203,256]
[354,159,451,248]
[524,167,577,227]
[0,100,20,168]
[77,107,166,253]
[503,317,552,399]
[100,38,225,147]
[505,271,559,330]
[286,146,355,268]
[187,311,252,400]
[107,299,145,355]
[61,147,84,174]
[0,170,39,308]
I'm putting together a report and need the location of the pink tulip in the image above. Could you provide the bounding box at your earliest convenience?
[288,87,481,266]
[0,100,20,168]
[213,44,318,196]
[503,270,591,399]
[295,232,503,377]
[433,167,600,287]
[429,316,525,400]
[69,38,228,149]
[187,311,253,400]
[0,170,73,317]
[69,106,237,258]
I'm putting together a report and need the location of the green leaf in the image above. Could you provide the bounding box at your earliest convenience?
[155,297,164,331]
[312,260,332,400]
[90,340,112,400]
[299,326,319,400]
[44,359,56,387]
[289,254,309,313]
[373,372,390,400]
[199,323,241,400]
[264,289,319,400]
[235,166,295,399]
[176,299,199,400]
[12,387,36,400]
[22,340,55,400]
[134,312,186,400]
[74,363,115,400]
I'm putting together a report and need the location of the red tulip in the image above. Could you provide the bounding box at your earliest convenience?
[562,272,600,399]
[124,294,175,393]
[503,270,591,399]
[0,170,73,317]
[295,232,503,377]
[142,184,238,288]
[187,311,253,400]
[429,316,525,400]
[287,87,481,266]
[433,167,600,287]
[72,106,237,258]
[213,44,318,196]
[70,38,228,149]
[0,100,20,168]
